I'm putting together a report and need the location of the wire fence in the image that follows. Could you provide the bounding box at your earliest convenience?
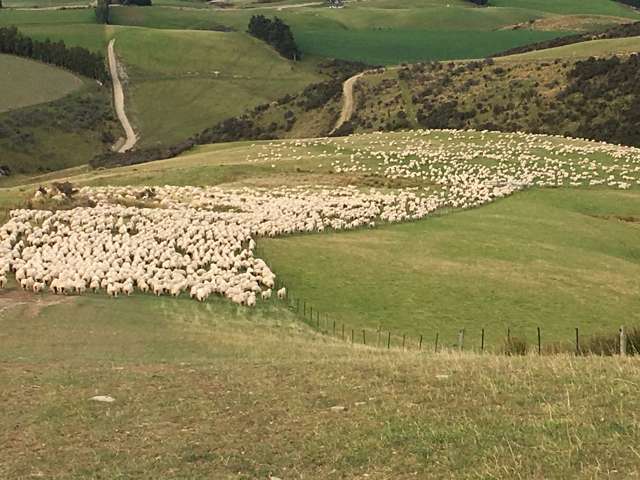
[272,278,639,357]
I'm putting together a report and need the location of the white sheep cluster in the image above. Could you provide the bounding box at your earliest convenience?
[249,130,640,193]
[3,129,640,305]
[0,186,439,304]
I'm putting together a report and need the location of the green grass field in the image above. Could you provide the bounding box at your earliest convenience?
[490,0,640,18]
[296,28,569,64]
[2,287,640,479]
[106,0,640,64]
[2,291,640,478]
[0,53,84,112]
[109,27,322,147]
[261,187,640,348]
[2,0,90,7]
[1,130,639,348]
[499,34,640,61]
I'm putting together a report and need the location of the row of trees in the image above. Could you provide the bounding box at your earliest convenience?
[467,0,489,5]
[0,26,109,82]
[247,15,300,61]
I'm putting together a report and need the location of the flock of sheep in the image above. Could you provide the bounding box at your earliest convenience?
[1,129,639,306]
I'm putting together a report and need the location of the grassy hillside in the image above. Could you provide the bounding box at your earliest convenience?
[2,0,90,6]
[490,0,639,17]
[261,187,640,347]
[0,83,119,174]
[0,10,109,52]
[190,35,640,146]
[500,34,640,60]
[110,27,323,147]
[108,0,640,64]
[2,289,640,478]
[0,53,84,112]
[1,129,639,347]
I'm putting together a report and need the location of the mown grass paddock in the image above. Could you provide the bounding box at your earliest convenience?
[0,53,84,112]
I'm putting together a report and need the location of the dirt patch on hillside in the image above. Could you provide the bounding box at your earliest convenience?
[0,289,75,319]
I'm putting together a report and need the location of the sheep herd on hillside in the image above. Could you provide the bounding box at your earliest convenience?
[1,129,639,306]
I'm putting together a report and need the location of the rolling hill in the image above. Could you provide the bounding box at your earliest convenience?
[0,53,84,112]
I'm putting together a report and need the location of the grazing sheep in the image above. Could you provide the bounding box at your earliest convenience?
[2,129,640,310]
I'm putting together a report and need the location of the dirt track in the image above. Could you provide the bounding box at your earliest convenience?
[330,71,367,135]
[108,39,137,153]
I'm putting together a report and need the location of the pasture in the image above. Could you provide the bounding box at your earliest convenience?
[109,27,322,147]
[2,129,640,347]
[0,54,84,112]
[106,0,640,64]
[2,290,640,478]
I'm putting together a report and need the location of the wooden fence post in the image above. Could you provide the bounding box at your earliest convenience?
[362,329,366,345]
[620,326,627,356]
[575,327,580,355]
[419,334,423,351]
[303,301,306,317]
[537,327,541,355]
[332,319,336,337]
[387,331,391,349]
[434,333,439,353]
[458,329,465,352]
[351,329,354,344]
[402,334,406,351]
[342,323,345,341]
[481,328,485,353]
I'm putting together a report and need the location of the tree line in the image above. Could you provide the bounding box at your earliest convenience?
[616,0,640,7]
[0,26,109,82]
[247,15,300,61]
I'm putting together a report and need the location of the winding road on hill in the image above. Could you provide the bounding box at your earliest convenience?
[329,71,367,135]
[107,39,137,153]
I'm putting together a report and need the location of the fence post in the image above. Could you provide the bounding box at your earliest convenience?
[537,327,541,355]
[342,323,345,341]
[402,334,406,351]
[434,332,439,353]
[310,306,313,321]
[507,327,511,346]
[303,301,306,317]
[419,334,423,351]
[458,329,465,352]
[620,326,627,356]
[387,331,391,349]
[316,314,319,330]
[362,329,366,345]
[575,327,580,355]
[377,329,381,348]
[351,329,354,344]
[332,319,336,337]
[481,328,485,353]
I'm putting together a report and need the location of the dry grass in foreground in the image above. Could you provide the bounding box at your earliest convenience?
[1,292,640,479]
